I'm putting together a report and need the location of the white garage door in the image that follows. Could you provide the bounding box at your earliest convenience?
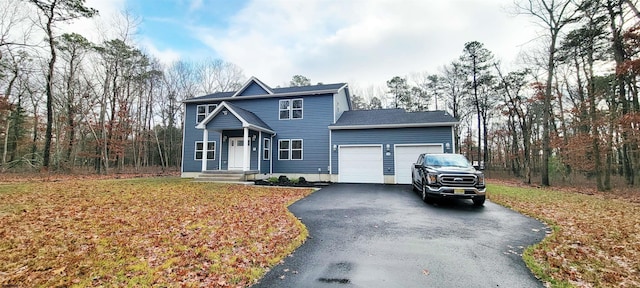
[394,145,443,184]
[339,146,383,183]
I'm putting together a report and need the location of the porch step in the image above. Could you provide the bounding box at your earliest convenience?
[193,170,259,183]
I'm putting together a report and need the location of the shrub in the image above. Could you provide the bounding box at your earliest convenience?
[277,175,290,184]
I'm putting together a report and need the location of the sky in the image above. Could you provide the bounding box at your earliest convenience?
[74,0,543,89]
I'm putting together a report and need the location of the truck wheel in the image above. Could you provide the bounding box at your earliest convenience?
[472,196,486,206]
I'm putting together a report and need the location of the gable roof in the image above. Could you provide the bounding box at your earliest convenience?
[329,109,458,130]
[184,80,348,103]
[196,101,274,133]
[232,76,273,97]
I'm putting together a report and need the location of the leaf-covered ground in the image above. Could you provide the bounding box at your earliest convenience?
[488,183,640,288]
[0,178,312,287]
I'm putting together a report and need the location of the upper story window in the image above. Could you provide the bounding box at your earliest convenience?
[279,99,303,120]
[197,104,218,123]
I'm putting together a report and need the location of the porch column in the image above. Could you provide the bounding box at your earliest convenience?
[201,129,208,172]
[243,127,250,171]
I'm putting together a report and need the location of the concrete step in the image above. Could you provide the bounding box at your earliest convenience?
[194,173,245,182]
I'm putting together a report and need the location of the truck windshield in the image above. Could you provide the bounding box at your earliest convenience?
[424,154,472,168]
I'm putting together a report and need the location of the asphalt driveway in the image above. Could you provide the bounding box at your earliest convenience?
[253,184,549,288]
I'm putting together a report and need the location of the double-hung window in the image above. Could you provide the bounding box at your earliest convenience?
[279,99,303,120]
[196,104,218,123]
[263,138,271,160]
[195,141,216,160]
[278,139,303,160]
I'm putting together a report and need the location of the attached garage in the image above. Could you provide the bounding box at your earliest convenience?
[394,144,443,184]
[329,109,458,184]
[338,145,384,183]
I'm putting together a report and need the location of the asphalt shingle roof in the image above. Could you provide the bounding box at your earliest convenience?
[224,102,273,131]
[186,83,347,102]
[330,109,458,128]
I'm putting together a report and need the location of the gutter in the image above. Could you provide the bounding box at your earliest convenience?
[328,122,460,130]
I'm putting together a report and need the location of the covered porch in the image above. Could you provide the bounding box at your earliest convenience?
[195,101,275,173]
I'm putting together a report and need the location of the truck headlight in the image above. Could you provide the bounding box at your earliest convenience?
[426,173,438,184]
[477,174,485,185]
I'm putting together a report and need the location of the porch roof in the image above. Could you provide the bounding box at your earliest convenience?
[196,101,274,134]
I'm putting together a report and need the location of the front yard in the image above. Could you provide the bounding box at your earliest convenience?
[1,176,638,287]
[0,178,312,286]
[489,183,640,287]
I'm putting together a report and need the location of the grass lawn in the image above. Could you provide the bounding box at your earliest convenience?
[0,177,312,287]
[488,183,640,288]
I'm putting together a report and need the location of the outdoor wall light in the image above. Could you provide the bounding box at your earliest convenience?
[333,144,337,151]
[222,110,228,115]
[223,136,227,142]
[445,142,451,149]
[386,144,391,152]
[252,135,257,141]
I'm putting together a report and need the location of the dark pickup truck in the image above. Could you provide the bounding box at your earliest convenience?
[411,153,486,206]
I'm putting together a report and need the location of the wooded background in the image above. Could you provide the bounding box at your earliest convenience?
[1,0,639,190]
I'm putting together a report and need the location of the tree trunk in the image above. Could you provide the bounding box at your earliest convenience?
[42,5,56,171]
[542,31,558,186]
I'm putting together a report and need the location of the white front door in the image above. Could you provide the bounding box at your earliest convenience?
[228,137,246,170]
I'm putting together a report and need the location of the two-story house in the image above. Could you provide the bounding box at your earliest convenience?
[181,77,458,184]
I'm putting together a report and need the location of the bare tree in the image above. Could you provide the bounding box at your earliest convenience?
[515,0,578,186]
[196,58,244,93]
[25,0,97,170]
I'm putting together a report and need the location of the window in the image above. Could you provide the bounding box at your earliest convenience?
[292,99,303,119]
[195,141,216,160]
[278,140,289,160]
[278,139,303,160]
[278,99,303,120]
[196,104,218,123]
[291,139,303,159]
[263,138,271,160]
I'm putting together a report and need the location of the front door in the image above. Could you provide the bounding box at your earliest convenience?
[228,137,246,170]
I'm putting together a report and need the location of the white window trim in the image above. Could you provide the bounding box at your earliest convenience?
[278,139,303,160]
[196,104,218,123]
[263,138,271,160]
[278,99,303,120]
[291,139,303,160]
[292,99,303,119]
[278,139,290,160]
[195,140,216,160]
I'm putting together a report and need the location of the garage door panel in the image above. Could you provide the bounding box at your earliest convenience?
[339,146,383,183]
[395,145,443,184]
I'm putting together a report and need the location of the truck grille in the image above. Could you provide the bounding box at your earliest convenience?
[439,174,477,186]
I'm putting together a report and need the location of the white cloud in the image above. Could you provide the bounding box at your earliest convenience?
[189,0,204,12]
[139,37,182,65]
[189,0,541,88]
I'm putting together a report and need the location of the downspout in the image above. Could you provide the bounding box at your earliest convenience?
[328,129,332,175]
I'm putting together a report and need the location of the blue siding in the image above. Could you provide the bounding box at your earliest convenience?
[331,127,454,175]
[206,110,242,130]
[227,94,334,174]
[238,82,269,96]
[182,128,221,172]
[183,94,335,175]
